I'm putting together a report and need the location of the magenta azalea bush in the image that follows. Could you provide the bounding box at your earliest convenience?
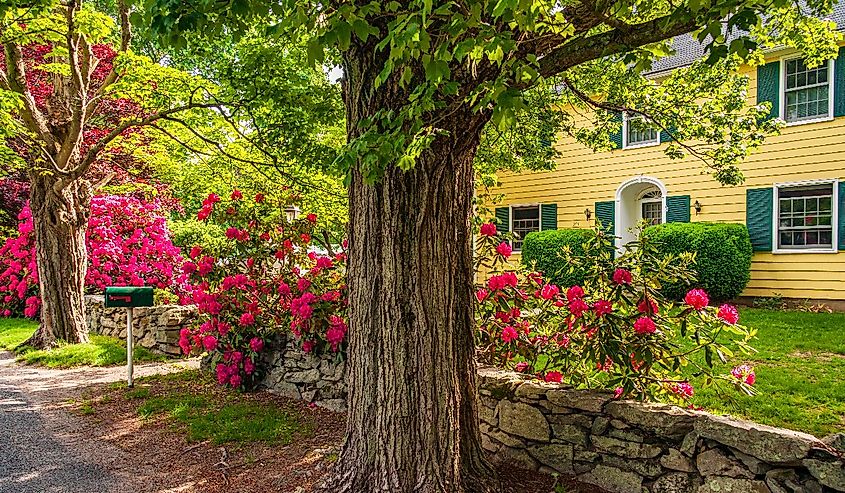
[0,195,185,318]
[178,191,347,389]
[474,222,757,404]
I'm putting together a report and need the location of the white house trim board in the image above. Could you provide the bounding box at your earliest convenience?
[614,176,667,250]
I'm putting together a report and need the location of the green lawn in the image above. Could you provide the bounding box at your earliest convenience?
[0,317,165,368]
[686,308,845,437]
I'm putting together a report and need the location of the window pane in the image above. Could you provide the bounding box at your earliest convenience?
[511,206,540,250]
[776,183,834,249]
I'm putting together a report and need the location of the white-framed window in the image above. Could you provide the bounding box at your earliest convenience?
[780,56,834,125]
[511,205,541,251]
[773,180,838,253]
[623,113,660,149]
[638,189,663,226]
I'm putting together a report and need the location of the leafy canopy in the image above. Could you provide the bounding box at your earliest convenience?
[137,0,842,187]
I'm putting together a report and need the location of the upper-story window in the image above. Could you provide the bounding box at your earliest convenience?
[623,113,659,149]
[775,181,837,252]
[511,205,540,251]
[782,57,833,124]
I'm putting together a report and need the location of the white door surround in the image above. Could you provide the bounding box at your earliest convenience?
[615,176,668,249]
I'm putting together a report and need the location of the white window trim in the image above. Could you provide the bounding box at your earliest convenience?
[509,203,542,252]
[622,113,661,149]
[778,55,835,127]
[771,178,839,254]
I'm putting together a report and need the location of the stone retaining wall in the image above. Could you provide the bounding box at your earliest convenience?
[478,366,845,493]
[84,295,195,357]
[260,334,347,413]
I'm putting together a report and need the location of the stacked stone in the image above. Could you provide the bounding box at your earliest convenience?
[261,335,348,413]
[84,295,196,357]
[477,366,845,493]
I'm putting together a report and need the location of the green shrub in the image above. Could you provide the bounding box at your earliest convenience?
[642,222,752,302]
[169,217,226,255]
[520,229,594,287]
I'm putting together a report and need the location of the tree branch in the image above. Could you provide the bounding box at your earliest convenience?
[57,0,87,170]
[94,0,130,98]
[537,14,699,78]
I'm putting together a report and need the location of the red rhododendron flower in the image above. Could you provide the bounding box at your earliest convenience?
[189,246,202,259]
[500,325,519,343]
[302,340,315,353]
[475,288,488,302]
[254,193,265,203]
[569,298,589,318]
[239,312,256,326]
[684,289,709,311]
[297,278,311,292]
[300,233,311,243]
[544,371,563,383]
[306,213,317,223]
[539,284,559,300]
[670,382,694,399]
[249,337,264,352]
[717,304,739,324]
[487,272,518,291]
[613,387,624,399]
[231,189,243,200]
[593,299,613,317]
[637,297,658,315]
[243,358,255,375]
[229,374,242,387]
[731,365,755,385]
[634,316,657,335]
[480,223,497,236]
[202,335,218,352]
[496,241,512,258]
[566,285,584,301]
[612,268,632,285]
[514,362,529,373]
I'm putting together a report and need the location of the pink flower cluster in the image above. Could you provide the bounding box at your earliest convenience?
[179,192,348,389]
[731,364,756,385]
[0,196,185,318]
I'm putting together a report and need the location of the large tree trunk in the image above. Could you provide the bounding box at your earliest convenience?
[328,45,496,492]
[23,175,91,348]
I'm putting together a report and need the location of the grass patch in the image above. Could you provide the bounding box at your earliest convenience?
[129,370,307,445]
[0,317,166,368]
[0,317,38,350]
[684,308,845,437]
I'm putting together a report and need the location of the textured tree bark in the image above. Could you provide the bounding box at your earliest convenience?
[326,43,496,493]
[22,175,91,348]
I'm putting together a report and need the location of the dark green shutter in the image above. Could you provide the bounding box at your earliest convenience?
[835,48,845,117]
[839,181,845,250]
[756,62,780,121]
[660,124,677,143]
[541,203,557,231]
[495,207,510,233]
[666,195,691,223]
[594,200,615,235]
[610,112,623,150]
[746,188,773,252]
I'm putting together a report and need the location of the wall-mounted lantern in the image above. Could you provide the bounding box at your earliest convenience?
[584,208,592,221]
[693,200,702,215]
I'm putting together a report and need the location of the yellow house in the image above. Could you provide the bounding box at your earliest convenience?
[493,29,845,303]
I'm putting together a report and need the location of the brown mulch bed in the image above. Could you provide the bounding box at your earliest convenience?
[70,370,602,492]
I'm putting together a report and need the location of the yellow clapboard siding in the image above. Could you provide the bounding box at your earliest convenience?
[488,51,845,300]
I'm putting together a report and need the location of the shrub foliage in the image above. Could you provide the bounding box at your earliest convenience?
[642,222,752,302]
[520,229,594,287]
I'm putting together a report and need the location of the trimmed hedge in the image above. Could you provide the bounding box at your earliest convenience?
[521,229,595,287]
[642,222,752,302]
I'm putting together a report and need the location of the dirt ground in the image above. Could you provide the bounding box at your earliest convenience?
[1,353,602,492]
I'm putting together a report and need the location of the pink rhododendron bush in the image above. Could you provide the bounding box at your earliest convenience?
[474,222,758,403]
[178,191,347,389]
[0,195,185,317]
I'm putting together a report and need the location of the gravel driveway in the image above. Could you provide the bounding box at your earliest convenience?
[0,350,199,493]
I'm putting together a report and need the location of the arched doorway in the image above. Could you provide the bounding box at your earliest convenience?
[615,176,667,248]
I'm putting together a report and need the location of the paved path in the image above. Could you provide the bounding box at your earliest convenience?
[0,350,199,493]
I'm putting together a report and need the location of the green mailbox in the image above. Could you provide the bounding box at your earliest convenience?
[104,286,154,308]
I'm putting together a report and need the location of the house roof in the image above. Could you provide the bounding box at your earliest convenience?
[645,3,845,76]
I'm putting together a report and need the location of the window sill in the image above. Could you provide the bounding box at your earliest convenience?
[622,140,661,150]
[783,115,834,127]
[771,248,839,254]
